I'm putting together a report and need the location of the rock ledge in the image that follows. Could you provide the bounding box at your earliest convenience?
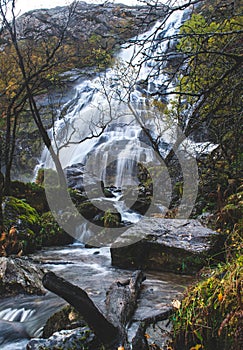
[111,218,225,274]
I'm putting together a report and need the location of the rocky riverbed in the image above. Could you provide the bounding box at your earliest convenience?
[0,244,193,349]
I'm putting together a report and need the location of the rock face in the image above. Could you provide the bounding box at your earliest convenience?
[111,218,225,274]
[16,2,164,43]
[0,257,45,296]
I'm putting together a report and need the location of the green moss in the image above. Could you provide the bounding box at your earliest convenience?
[11,180,49,213]
[39,211,73,246]
[102,209,121,228]
[3,196,41,253]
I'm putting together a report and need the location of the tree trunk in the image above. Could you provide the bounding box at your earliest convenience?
[0,170,4,232]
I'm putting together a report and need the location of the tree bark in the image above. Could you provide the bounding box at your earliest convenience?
[0,170,4,231]
[105,270,146,346]
[106,271,145,324]
[132,308,173,349]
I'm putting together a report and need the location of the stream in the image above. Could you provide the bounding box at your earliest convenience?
[0,244,193,349]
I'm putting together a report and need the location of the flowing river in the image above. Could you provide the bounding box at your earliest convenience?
[0,244,193,349]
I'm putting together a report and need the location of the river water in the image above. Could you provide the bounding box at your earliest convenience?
[0,244,193,349]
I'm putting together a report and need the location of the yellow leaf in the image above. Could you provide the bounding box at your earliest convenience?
[190,345,203,350]
[218,292,223,302]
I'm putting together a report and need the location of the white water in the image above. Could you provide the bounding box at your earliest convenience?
[0,307,35,322]
[0,4,201,350]
[39,7,191,188]
[34,6,196,244]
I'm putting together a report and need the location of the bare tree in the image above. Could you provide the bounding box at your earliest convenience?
[0,0,81,194]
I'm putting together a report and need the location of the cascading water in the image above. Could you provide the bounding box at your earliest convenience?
[37,7,192,236]
[39,7,190,183]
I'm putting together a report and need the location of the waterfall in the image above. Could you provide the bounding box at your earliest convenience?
[39,7,190,189]
[35,5,203,244]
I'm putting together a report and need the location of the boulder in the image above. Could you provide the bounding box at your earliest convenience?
[27,327,99,350]
[0,257,45,296]
[40,211,74,246]
[3,196,41,253]
[10,180,49,214]
[111,218,225,274]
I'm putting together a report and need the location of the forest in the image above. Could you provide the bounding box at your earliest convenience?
[0,0,242,349]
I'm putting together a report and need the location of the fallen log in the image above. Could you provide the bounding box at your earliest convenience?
[43,270,146,349]
[42,271,120,348]
[42,270,173,349]
[105,270,145,345]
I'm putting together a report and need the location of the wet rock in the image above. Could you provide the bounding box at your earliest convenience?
[103,187,115,198]
[0,257,45,296]
[64,163,101,192]
[111,218,225,274]
[43,305,86,338]
[64,163,85,190]
[77,200,104,222]
[40,211,74,246]
[27,326,99,350]
[10,180,49,213]
[130,197,152,215]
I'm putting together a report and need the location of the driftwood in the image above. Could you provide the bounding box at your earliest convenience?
[105,270,145,347]
[42,270,172,349]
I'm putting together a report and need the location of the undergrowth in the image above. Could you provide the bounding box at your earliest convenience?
[170,253,242,350]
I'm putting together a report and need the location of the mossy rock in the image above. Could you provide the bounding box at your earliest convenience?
[43,305,87,338]
[69,188,87,206]
[102,209,121,228]
[11,180,49,214]
[39,212,74,246]
[77,200,103,221]
[3,196,41,253]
